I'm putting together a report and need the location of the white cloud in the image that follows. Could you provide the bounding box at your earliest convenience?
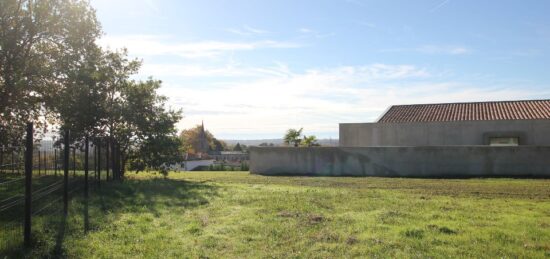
[98,35,300,58]
[417,45,470,55]
[226,25,269,36]
[141,63,292,78]
[297,27,335,39]
[382,45,471,55]
[155,63,545,139]
[430,0,451,12]
[143,63,426,80]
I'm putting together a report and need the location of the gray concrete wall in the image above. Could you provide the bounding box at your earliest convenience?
[250,146,550,177]
[339,119,550,147]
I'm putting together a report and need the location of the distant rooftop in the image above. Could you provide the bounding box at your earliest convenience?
[378,99,550,123]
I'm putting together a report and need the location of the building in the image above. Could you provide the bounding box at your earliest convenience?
[340,99,550,147]
[197,121,210,154]
[209,151,249,161]
[250,99,550,177]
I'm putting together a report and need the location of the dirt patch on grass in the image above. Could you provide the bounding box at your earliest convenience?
[277,210,300,218]
[307,214,325,224]
[276,211,326,224]
[427,224,458,234]
[346,235,359,245]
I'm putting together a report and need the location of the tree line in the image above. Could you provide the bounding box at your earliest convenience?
[0,0,182,177]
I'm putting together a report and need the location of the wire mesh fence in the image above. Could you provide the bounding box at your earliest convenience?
[0,124,117,254]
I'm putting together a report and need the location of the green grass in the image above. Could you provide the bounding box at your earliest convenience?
[2,172,550,258]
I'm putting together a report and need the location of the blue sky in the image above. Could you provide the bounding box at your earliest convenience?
[90,0,550,139]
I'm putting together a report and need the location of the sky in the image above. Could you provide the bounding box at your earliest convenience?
[89,0,550,139]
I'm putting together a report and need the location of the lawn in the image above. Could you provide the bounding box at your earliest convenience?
[2,172,550,258]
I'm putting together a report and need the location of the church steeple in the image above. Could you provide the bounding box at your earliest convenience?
[197,120,209,154]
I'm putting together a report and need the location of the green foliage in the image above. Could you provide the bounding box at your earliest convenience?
[240,162,249,171]
[233,143,243,151]
[212,138,226,152]
[128,158,147,173]
[0,0,101,145]
[301,135,320,147]
[284,128,303,147]
[283,128,320,147]
[0,0,182,177]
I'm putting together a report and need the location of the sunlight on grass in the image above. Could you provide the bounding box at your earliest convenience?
[3,172,550,258]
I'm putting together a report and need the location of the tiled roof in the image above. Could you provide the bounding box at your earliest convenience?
[378,100,550,123]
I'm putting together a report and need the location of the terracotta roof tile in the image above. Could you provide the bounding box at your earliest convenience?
[378,100,550,123]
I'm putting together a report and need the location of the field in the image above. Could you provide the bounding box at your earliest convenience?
[2,172,550,258]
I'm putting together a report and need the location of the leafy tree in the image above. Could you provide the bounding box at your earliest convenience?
[302,135,320,147]
[233,143,243,151]
[56,45,108,142]
[284,128,303,147]
[212,138,227,151]
[179,125,227,154]
[115,78,182,178]
[0,0,101,145]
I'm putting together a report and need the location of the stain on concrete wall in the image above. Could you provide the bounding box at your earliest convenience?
[250,146,550,178]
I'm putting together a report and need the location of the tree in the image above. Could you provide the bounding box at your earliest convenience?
[58,48,182,178]
[0,0,184,179]
[233,143,242,151]
[212,138,227,152]
[302,135,320,147]
[284,128,303,147]
[0,0,101,145]
[114,78,183,178]
[179,125,227,154]
[55,45,108,142]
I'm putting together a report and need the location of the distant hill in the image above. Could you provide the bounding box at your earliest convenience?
[223,138,339,147]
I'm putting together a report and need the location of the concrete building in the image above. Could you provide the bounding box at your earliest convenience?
[340,100,550,147]
[251,100,550,177]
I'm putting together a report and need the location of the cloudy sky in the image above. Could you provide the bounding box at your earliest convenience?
[90,0,550,139]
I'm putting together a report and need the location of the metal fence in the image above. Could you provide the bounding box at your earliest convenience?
[0,123,118,253]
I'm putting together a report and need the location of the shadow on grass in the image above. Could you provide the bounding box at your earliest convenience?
[1,176,219,258]
[90,177,219,217]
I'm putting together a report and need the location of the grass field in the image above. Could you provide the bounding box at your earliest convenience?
[2,172,550,258]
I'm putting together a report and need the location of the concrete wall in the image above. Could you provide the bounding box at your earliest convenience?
[339,119,550,147]
[183,160,214,171]
[250,146,550,177]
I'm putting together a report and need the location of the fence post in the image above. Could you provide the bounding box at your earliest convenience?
[24,123,33,247]
[63,130,70,215]
[84,136,89,198]
[93,142,97,181]
[84,136,89,232]
[97,138,101,187]
[113,141,119,181]
[0,146,2,173]
[73,148,76,177]
[54,149,57,176]
[0,146,3,174]
[106,139,109,181]
[37,150,41,176]
[17,147,20,174]
[11,149,14,173]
